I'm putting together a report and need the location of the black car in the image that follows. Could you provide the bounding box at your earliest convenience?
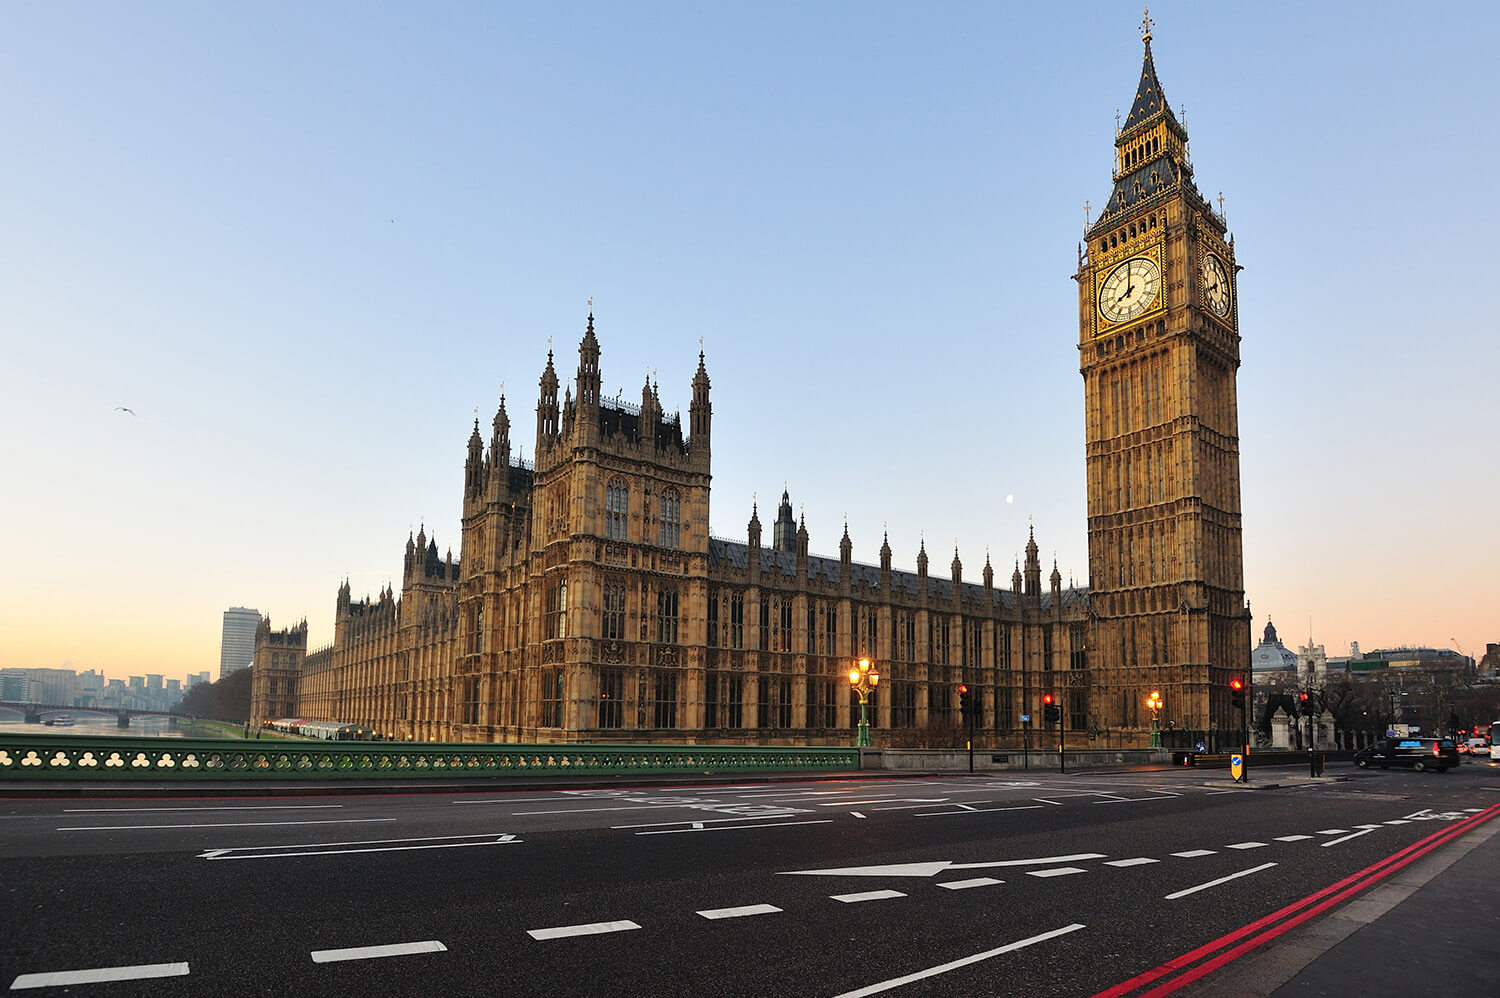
[1353,737,1459,772]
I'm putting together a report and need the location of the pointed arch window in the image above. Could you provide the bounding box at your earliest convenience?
[606,479,629,541]
[658,489,681,548]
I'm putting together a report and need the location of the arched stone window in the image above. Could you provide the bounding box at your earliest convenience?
[605,479,628,541]
[658,488,681,549]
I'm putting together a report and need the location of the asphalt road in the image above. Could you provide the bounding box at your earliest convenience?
[3,760,1498,996]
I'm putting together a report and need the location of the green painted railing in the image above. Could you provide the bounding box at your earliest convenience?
[0,732,859,781]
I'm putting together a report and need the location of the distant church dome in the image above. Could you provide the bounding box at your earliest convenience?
[1251,619,1298,673]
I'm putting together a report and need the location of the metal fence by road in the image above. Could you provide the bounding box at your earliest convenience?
[0,732,858,781]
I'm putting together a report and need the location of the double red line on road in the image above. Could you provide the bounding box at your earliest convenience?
[1092,803,1500,998]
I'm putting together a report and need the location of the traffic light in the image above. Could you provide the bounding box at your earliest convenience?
[1298,692,1313,716]
[1229,677,1246,711]
[957,683,971,718]
[1042,693,1060,724]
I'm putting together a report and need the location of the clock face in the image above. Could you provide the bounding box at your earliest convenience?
[1098,257,1161,324]
[1200,253,1231,317]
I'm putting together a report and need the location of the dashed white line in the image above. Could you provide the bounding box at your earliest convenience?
[1274,835,1313,842]
[1105,857,1160,867]
[635,819,833,835]
[1172,849,1216,858]
[832,890,907,903]
[1027,867,1087,878]
[1383,820,1410,825]
[1164,862,1277,900]
[11,963,190,989]
[916,804,1045,817]
[850,812,866,819]
[528,920,641,940]
[697,904,782,919]
[1321,828,1375,847]
[951,853,1107,869]
[1226,842,1267,850]
[311,941,446,963]
[1317,828,1348,835]
[831,923,1086,998]
[938,877,1004,890]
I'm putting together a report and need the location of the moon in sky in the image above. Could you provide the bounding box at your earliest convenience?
[1005,494,1014,504]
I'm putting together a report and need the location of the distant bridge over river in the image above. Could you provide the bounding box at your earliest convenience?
[0,702,189,728]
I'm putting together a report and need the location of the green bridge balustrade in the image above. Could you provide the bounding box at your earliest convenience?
[0,732,859,781]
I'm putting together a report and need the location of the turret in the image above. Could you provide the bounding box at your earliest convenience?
[464,418,485,502]
[576,312,601,409]
[1024,526,1042,604]
[404,532,416,579]
[1050,558,1063,604]
[747,501,761,577]
[983,552,994,594]
[490,394,511,499]
[916,537,929,597]
[773,488,796,552]
[879,531,892,591]
[839,520,853,577]
[1012,560,1023,598]
[795,514,809,581]
[536,351,559,455]
[639,375,659,450]
[689,351,712,456]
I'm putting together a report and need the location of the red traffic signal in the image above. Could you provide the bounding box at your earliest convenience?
[1229,676,1246,710]
[957,684,968,695]
[1041,693,1054,705]
[1229,678,1245,692]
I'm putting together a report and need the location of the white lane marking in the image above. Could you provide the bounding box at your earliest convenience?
[515,804,702,815]
[1402,809,1432,819]
[1355,824,1384,830]
[1226,842,1267,850]
[697,904,782,919]
[851,812,867,819]
[11,963,190,989]
[1463,807,1485,811]
[782,861,954,878]
[1035,798,1064,806]
[528,920,641,940]
[613,814,797,829]
[1321,828,1375,847]
[1164,862,1277,900]
[832,923,1086,998]
[1317,828,1349,835]
[916,804,1044,817]
[60,818,393,832]
[310,941,446,963]
[817,798,949,806]
[636,820,833,835]
[1172,849,1216,858]
[1094,794,1180,803]
[64,805,342,813]
[692,822,704,829]
[1382,820,1409,824]
[1105,858,1160,867]
[831,890,906,903]
[1026,867,1087,878]
[198,833,518,860]
[951,853,1106,870]
[938,878,1003,890]
[1274,835,1313,842]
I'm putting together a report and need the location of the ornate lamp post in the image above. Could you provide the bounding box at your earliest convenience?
[1147,690,1164,748]
[847,657,880,747]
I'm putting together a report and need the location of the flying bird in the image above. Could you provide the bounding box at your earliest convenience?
[114,407,136,416]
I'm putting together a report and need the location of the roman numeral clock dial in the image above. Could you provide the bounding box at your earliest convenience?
[1200,252,1231,317]
[1098,256,1161,324]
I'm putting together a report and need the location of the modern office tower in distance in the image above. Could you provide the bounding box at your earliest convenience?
[219,607,262,679]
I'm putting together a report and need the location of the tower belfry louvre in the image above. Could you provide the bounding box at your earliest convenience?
[1077,14,1251,740]
[251,18,1250,751]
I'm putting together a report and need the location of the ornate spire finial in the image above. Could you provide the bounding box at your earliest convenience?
[587,296,593,312]
[1083,199,1092,227]
[1141,5,1153,45]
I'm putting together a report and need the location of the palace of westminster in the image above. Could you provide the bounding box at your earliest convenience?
[250,22,1252,750]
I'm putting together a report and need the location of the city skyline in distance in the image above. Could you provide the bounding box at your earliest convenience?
[1,2,1495,681]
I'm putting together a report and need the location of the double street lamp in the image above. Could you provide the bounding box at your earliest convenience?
[848,657,880,747]
[1147,690,1164,748]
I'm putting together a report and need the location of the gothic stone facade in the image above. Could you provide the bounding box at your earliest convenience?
[251,28,1249,749]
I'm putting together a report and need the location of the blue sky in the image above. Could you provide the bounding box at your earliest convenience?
[2,1,1495,680]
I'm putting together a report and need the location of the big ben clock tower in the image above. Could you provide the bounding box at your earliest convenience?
[1078,13,1251,749]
